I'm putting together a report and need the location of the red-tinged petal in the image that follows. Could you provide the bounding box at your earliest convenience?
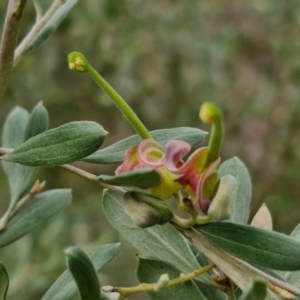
[164,140,191,173]
[165,146,208,175]
[138,139,165,167]
[116,146,144,174]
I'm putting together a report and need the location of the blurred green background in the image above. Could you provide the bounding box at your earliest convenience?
[1,0,300,299]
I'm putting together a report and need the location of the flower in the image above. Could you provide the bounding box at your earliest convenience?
[164,140,220,214]
[116,139,182,199]
[116,138,222,216]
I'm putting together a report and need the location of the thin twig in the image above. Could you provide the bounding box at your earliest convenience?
[58,164,125,195]
[103,264,217,297]
[0,147,125,195]
[14,0,65,66]
[0,0,27,101]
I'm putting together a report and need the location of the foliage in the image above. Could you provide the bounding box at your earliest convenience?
[0,1,300,300]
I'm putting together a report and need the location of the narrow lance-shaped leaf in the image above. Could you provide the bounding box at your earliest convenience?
[137,257,208,300]
[1,107,35,204]
[17,0,78,61]
[99,168,161,189]
[42,243,120,300]
[0,189,72,248]
[65,247,101,300]
[219,157,252,224]
[102,190,212,285]
[279,222,300,286]
[83,127,207,164]
[2,121,107,166]
[196,222,300,270]
[1,105,49,219]
[0,263,9,300]
[25,101,49,140]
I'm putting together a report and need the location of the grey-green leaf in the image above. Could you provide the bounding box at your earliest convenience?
[0,189,72,248]
[99,168,161,189]
[280,223,300,286]
[189,244,226,300]
[25,102,49,140]
[18,0,78,60]
[196,222,300,270]
[102,190,211,284]
[137,257,208,300]
[2,121,107,166]
[83,127,207,164]
[66,247,101,300]
[42,243,120,300]
[219,157,252,224]
[2,107,38,208]
[238,281,267,300]
[2,107,29,148]
[0,263,9,300]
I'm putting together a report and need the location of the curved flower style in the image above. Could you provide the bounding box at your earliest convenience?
[116,139,182,199]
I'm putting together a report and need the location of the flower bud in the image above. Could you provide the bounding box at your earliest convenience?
[207,175,236,221]
[123,191,173,228]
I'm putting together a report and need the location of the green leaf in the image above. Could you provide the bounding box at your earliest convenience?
[279,223,300,286]
[25,102,49,140]
[238,281,267,300]
[0,263,9,300]
[83,127,207,164]
[1,107,38,209]
[102,190,212,284]
[2,107,29,149]
[2,121,107,166]
[18,0,78,60]
[99,168,161,189]
[196,222,300,270]
[189,244,226,300]
[42,243,120,300]
[65,247,101,300]
[219,157,252,224]
[0,189,72,248]
[137,257,208,300]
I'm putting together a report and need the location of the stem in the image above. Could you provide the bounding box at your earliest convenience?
[67,52,153,140]
[199,102,224,168]
[0,0,27,101]
[58,164,126,195]
[0,179,45,231]
[108,264,215,297]
[14,0,65,66]
[0,147,126,196]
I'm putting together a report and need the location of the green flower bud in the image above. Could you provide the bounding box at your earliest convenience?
[123,191,173,228]
[207,175,236,221]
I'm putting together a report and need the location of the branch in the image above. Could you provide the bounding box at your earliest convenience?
[0,147,125,196]
[14,0,65,66]
[0,0,27,102]
[103,264,216,297]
